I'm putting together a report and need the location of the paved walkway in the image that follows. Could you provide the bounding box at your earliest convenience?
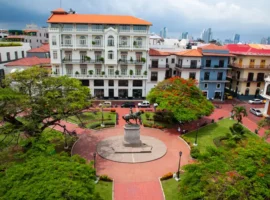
[57,105,269,200]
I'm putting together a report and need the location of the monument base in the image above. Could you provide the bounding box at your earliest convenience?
[123,124,142,147]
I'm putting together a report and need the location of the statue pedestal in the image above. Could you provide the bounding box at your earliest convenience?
[123,124,142,147]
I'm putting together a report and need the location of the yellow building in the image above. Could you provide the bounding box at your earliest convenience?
[226,44,270,98]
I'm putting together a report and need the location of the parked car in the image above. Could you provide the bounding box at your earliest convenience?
[98,101,112,107]
[250,108,263,117]
[248,99,263,104]
[138,101,150,108]
[224,93,233,100]
[121,102,136,108]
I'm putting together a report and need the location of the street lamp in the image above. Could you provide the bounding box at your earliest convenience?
[176,151,182,179]
[194,122,199,146]
[93,152,97,177]
[101,106,104,127]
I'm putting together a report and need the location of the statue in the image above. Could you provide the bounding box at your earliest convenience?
[122,108,144,125]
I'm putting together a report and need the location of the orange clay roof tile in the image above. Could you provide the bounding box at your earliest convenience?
[149,49,170,56]
[47,13,152,25]
[175,49,202,57]
[5,57,50,67]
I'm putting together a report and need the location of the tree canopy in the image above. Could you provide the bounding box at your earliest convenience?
[178,138,270,200]
[0,67,90,138]
[147,77,214,122]
[0,153,101,200]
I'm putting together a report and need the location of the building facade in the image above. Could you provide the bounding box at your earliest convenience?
[48,8,151,99]
[233,34,240,44]
[27,43,50,58]
[199,44,230,100]
[6,24,48,49]
[261,74,270,116]
[226,44,270,99]
[201,28,212,43]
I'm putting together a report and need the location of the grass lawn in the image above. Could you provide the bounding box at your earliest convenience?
[95,181,113,200]
[141,112,173,128]
[161,178,180,200]
[182,118,257,152]
[67,111,116,129]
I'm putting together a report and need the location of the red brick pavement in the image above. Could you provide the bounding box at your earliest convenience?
[58,104,269,200]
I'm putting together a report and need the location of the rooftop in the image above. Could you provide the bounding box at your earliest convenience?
[27,43,49,53]
[199,44,228,50]
[175,49,202,57]
[149,49,170,56]
[5,57,50,67]
[47,9,152,25]
[226,44,270,56]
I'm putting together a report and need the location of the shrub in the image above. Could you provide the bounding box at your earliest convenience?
[145,112,150,120]
[129,70,133,75]
[143,122,152,127]
[88,70,93,75]
[107,115,112,120]
[88,122,101,129]
[213,136,228,147]
[115,70,119,75]
[190,146,200,159]
[101,71,105,75]
[103,121,115,126]
[141,57,146,63]
[99,175,113,182]
[110,109,116,113]
[160,172,173,180]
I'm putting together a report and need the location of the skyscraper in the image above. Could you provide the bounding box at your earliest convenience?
[160,30,163,37]
[267,37,270,45]
[200,28,212,43]
[233,34,240,44]
[181,32,188,39]
[163,27,167,39]
[261,37,267,44]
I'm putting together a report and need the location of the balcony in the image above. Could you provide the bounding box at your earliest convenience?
[118,60,145,65]
[52,74,147,80]
[200,78,229,83]
[118,44,131,49]
[133,45,146,49]
[92,44,103,49]
[62,59,104,64]
[76,28,88,32]
[62,28,74,32]
[119,29,131,33]
[230,63,270,69]
[91,29,104,32]
[203,65,230,69]
[175,64,201,69]
[61,44,73,48]
[77,44,88,49]
[149,64,169,70]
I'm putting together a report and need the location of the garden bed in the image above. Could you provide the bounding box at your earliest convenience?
[95,180,113,200]
[66,111,116,130]
[141,112,173,129]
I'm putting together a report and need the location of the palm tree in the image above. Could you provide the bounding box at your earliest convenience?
[227,123,246,142]
[231,106,247,123]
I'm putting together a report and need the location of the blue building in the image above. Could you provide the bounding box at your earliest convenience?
[199,44,231,100]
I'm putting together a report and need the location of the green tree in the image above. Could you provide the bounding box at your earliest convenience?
[0,67,90,139]
[231,105,247,123]
[227,123,246,142]
[0,154,102,200]
[147,77,214,122]
[178,139,270,200]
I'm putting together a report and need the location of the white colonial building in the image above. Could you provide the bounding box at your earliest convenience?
[48,8,151,99]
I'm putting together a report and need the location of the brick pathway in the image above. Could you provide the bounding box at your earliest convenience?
[60,104,269,200]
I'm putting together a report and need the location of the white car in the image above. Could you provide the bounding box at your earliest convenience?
[138,101,150,108]
[99,101,112,107]
[153,103,158,107]
[248,99,263,104]
[250,108,263,117]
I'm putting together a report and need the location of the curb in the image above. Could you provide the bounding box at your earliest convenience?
[158,177,166,200]
[70,135,82,156]
[112,179,114,200]
[178,136,191,150]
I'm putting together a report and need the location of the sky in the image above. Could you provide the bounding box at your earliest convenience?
[0,0,270,43]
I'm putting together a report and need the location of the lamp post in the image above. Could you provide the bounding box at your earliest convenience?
[93,152,97,177]
[194,122,199,146]
[101,106,104,127]
[176,151,182,179]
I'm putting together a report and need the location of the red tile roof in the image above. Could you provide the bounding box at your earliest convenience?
[47,13,152,25]
[24,30,38,33]
[27,43,50,53]
[202,53,234,57]
[5,57,50,67]
[149,49,170,56]
[199,44,228,50]
[175,49,202,57]
[52,8,67,13]
[225,44,270,56]
[6,35,24,39]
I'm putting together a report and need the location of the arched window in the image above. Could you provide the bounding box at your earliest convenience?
[108,35,114,46]
[266,84,270,96]
[135,37,142,47]
[94,36,101,46]
[121,36,127,46]
[79,36,86,46]
[108,50,114,60]
[52,36,57,46]
[64,35,72,45]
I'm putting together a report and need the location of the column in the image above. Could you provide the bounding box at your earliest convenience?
[89,80,94,97]
[114,80,118,98]
[128,79,133,99]
[72,34,76,49]
[104,79,109,98]
[142,80,146,97]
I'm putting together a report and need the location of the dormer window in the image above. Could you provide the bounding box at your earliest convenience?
[108,35,114,46]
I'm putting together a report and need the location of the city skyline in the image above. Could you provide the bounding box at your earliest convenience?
[0,0,270,43]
